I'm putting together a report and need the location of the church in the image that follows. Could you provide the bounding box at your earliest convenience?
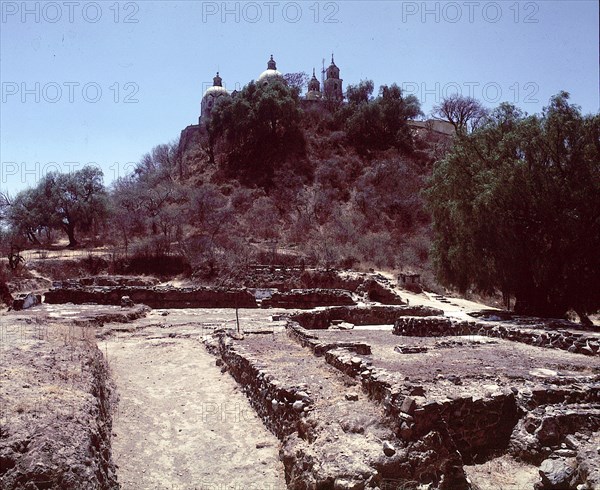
[180,54,453,154]
[179,54,344,154]
[199,54,344,127]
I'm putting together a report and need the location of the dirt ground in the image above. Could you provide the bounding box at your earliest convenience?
[464,454,539,490]
[0,315,118,489]
[3,270,598,489]
[314,329,599,399]
[101,309,288,490]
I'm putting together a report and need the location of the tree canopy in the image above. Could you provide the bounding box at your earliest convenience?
[427,92,600,323]
[209,79,306,188]
[343,82,422,155]
[432,94,489,134]
[6,166,107,247]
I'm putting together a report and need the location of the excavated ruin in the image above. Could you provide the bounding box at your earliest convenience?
[4,272,599,489]
[205,303,600,489]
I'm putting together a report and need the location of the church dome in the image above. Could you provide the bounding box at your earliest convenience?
[201,72,230,125]
[203,85,229,97]
[203,72,229,97]
[258,55,283,84]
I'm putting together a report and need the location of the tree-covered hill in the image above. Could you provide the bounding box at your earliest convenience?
[2,84,598,323]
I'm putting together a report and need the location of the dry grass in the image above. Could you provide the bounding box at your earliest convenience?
[465,454,539,490]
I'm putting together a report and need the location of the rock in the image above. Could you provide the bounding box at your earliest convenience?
[564,435,579,450]
[539,457,576,489]
[400,396,416,415]
[400,421,414,439]
[345,392,359,401]
[554,449,577,457]
[292,400,305,412]
[383,441,396,457]
[394,344,428,354]
[333,478,364,490]
[581,343,595,355]
[295,391,310,401]
[351,357,362,366]
[120,295,134,307]
[12,293,41,311]
[409,385,426,396]
[447,375,462,385]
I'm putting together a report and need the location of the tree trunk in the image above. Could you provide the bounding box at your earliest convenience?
[64,223,78,248]
[575,309,594,328]
[26,230,41,246]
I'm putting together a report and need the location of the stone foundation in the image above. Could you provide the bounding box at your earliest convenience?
[321,343,520,464]
[205,333,312,440]
[44,286,258,309]
[261,288,356,309]
[394,316,600,356]
[292,305,444,330]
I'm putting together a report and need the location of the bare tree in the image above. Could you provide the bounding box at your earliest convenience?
[0,191,11,223]
[283,72,309,93]
[432,94,489,133]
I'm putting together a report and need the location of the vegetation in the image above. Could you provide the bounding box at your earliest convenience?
[431,93,488,134]
[342,82,423,155]
[1,80,598,323]
[209,80,307,188]
[4,166,107,248]
[427,92,600,322]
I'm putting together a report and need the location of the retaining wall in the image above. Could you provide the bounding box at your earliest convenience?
[291,305,444,330]
[323,345,520,464]
[44,286,258,309]
[394,316,600,356]
[261,288,356,309]
[207,333,313,440]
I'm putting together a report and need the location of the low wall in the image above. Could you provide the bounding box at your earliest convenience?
[323,346,520,464]
[292,305,444,330]
[207,333,313,440]
[509,404,600,464]
[261,289,356,309]
[44,286,258,309]
[0,344,118,489]
[211,328,469,489]
[393,316,600,356]
[359,279,406,305]
[286,322,371,356]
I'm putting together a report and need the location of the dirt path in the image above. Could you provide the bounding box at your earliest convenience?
[101,323,287,490]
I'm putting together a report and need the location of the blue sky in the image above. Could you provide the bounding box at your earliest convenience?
[1,0,598,195]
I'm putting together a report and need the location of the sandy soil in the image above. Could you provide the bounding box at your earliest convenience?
[101,312,287,490]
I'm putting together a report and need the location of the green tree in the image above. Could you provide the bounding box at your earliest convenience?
[346,79,375,105]
[427,93,600,323]
[5,188,45,245]
[345,83,422,155]
[210,80,306,188]
[7,166,108,247]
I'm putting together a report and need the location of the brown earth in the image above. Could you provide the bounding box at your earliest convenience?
[101,308,289,489]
